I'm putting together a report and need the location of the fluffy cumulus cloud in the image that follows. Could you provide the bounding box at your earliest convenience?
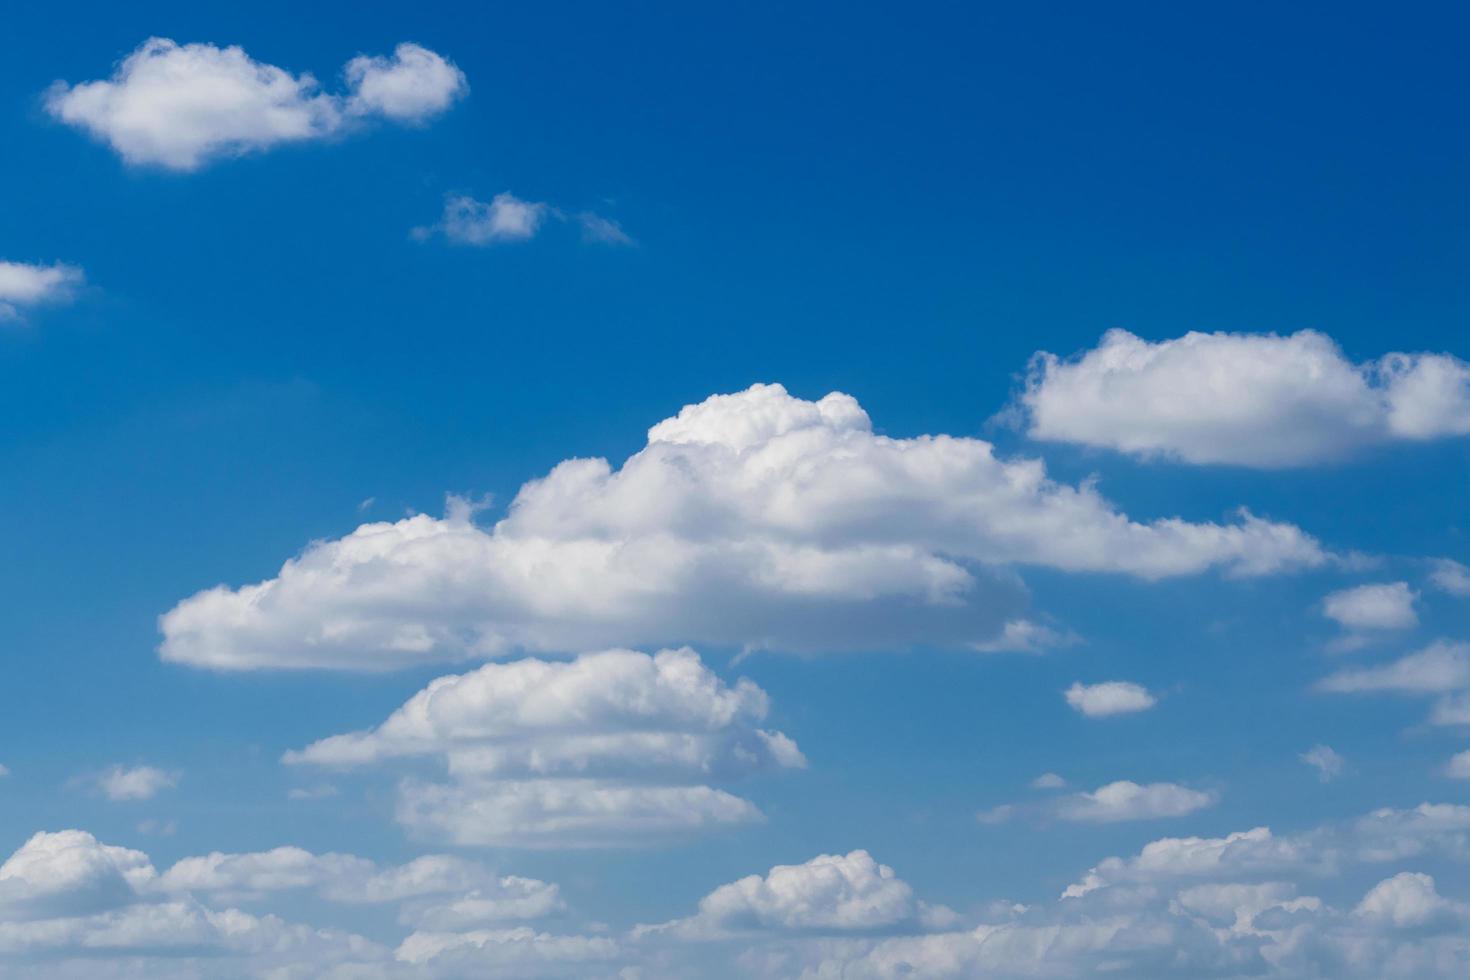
[0,829,627,978]
[160,383,1327,671]
[286,647,802,847]
[626,803,1470,979]
[1018,329,1470,467]
[1322,581,1419,631]
[0,261,83,321]
[1063,680,1156,717]
[12,805,1470,977]
[45,38,466,170]
[640,850,947,939]
[342,43,468,122]
[0,831,392,976]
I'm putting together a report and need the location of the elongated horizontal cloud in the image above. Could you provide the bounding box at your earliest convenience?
[156,847,560,927]
[160,383,1327,671]
[1019,329,1470,466]
[0,260,83,321]
[11,808,1470,977]
[46,38,466,170]
[1055,780,1216,822]
[1318,641,1470,695]
[288,648,802,847]
[1063,801,1470,899]
[414,193,631,247]
[1064,680,1156,717]
[0,830,388,969]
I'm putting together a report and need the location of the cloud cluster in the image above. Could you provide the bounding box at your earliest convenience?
[628,805,1470,979]
[11,802,1470,977]
[1019,329,1470,467]
[160,383,1327,671]
[0,830,387,974]
[286,647,803,847]
[0,261,83,321]
[46,38,466,170]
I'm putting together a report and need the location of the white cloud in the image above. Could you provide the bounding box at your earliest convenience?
[1318,641,1470,695]
[288,648,800,847]
[971,618,1078,654]
[1062,801,1470,901]
[395,777,764,849]
[343,43,467,122]
[0,765,8,778]
[160,383,1327,671]
[394,926,618,972]
[1018,329,1470,467]
[627,817,1470,980]
[639,850,943,939]
[1031,772,1067,789]
[0,831,391,972]
[428,192,549,244]
[1445,751,1470,779]
[1300,744,1345,783]
[1055,780,1216,823]
[90,765,178,802]
[1063,680,1156,717]
[1354,872,1466,930]
[0,261,83,321]
[45,38,465,170]
[576,211,634,245]
[1322,581,1419,630]
[155,846,561,928]
[1431,558,1470,597]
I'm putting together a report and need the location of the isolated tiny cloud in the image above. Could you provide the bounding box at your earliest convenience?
[1017,328,1470,467]
[159,382,1328,671]
[1064,680,1157,717]
[1031,772,1067,789]
[1322,582,1419,631]
[415,192,633,247]
[0,260,83,321]
[1300,744,1345,783]
[45,38,467,170]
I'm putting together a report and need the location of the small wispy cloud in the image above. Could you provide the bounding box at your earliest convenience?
[81,764,180,801]
[415,193,633,248]
[1300,744,1344,783]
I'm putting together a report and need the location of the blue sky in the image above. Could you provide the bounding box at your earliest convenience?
[5,3,1470,977]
